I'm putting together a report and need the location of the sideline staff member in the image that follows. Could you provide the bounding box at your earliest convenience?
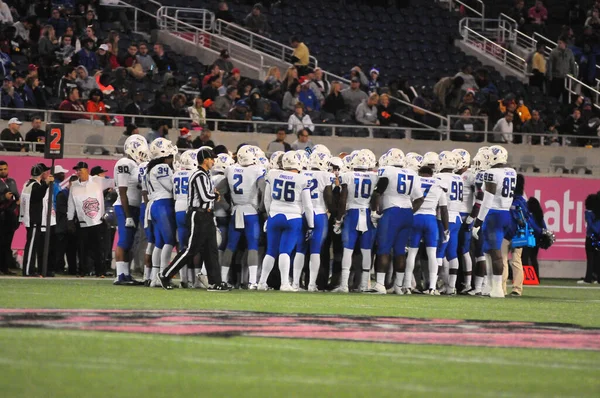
[67,162,113,277]
[0,160,20,274]
[158,148,231,291]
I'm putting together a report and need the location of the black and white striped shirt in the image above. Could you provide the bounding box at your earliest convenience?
[188,168,216,210]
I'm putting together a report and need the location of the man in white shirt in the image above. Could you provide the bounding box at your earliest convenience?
[492,112,514,144]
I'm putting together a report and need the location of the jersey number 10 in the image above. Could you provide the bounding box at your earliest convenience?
[353,178,372,199]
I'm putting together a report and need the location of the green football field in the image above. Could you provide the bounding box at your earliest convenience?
[1,278,599,397]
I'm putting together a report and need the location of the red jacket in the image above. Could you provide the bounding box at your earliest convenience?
[58,99,88,122]
[87,100,109,123]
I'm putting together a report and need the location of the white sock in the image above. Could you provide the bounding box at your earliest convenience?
[308,254,320,287]
[292,253,305,286]
[340,248,353,288]
[492,274,503,290]
[160,244,173,273]
[259,255,275,285]
[221,266,230,283]
[180,265,188,283]
[428,247,438,290]
[116,261,128,276]
[448,258,459,289]
[145,243,154,256]
[150,266,158,281]
[485,254,493,287]
[248,265,258,284]
[360,249,372,290]
[377,272,386,286]
[152,248,161,275]
[474,275,484,291]
[201,264,207,275]
[442,258,450,287]
[463,253,472,288]
[395,272,404,287]
[278,254,291,286]
[404,248,418,288]
[143,266,151,281]
[188,267,195,284]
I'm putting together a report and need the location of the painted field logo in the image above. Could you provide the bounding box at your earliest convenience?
[1,309,599,351]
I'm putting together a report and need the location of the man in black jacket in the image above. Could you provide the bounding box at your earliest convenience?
[0,118,26,152]
[0,160,19,274]
[20,163,54,276]
[52,165,69,274]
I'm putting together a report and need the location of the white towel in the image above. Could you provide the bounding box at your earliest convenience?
[356,208,368,232]
[234,208,245,229]
[145,200,154,224]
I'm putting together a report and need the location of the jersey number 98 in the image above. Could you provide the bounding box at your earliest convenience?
[273,179,296,202]
[450,181,464,201]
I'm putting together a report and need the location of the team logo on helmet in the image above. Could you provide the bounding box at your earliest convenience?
[82,197,100,219]
[491,147,500,155]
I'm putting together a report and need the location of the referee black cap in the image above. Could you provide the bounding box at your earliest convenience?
[31,163,50,177]
[197,148,216,163]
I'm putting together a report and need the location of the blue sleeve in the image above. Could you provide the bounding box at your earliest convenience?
[52,184,61,205]
[13,92,24,108]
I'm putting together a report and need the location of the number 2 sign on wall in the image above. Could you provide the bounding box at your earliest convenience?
[44,124,65,159]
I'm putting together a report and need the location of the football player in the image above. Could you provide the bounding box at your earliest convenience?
[138,158,154,285]
[212,152,235,268]
[113,135,149,285]
[259,151,314,291]
[369,148,424,294]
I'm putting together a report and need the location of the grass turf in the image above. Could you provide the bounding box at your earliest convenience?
[1,278,599,397]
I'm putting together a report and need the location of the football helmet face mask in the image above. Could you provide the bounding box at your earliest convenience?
[422,151,439,170]
[404,152,423,172]
[124,135,150,164]
[269,151,284,170]
[297,150,310,170]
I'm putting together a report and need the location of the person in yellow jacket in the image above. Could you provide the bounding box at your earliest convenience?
[498,98,531,123]
[290,36,310,75]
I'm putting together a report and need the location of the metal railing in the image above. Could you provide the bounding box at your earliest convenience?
[565,74,600,111]
[156,7,215,32]
[103,0,161,33]
[448,0,485,19]
[459,17,514,46]
[213,19,318,69]
[448,114,489,133]
[498,13,535,50]
[459,22,528,76]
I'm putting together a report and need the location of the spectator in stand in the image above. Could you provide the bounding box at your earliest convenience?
[298,77,320,115]
[508,0,528,29]
[14,15,36,47]
[356,93,380,126]
[288,103,314,134]
[516,99,531,124]
[281,66,298,92]
[574,25,599,85]
[118,43,138,68]
[213,50,234,77]
[291,128,314,151]
[458,89,480,116]
[312,68,329,100]
[83,25,99,51]
[58,87,89,124]
[192,129,215,149]
[226,68,241,88]
[452,107,482,142]
[455,64,478,92]
[57,66,78,100]
[493,111,514,143]
[530,42,546,89]
[75,66,99,100]
[146,121,169,143]
[201,75,221,102]
[171,94,188,118]
[176,127,194,150]
[282,81,300,115]
[124,89,145,127]
[180,75,202,104]
[342,77,369,120]
[528,0,548,33]
[61,26,81,52]
[153,43,176,74]
[303,68,324,104]
[433,75,464,111]
[214,86,237,118]
[202,64,221,87]
[244,4,269,36]
[38,24,58,62]
[263,66,283,103]
[368,68,381,94]
[136,42,156,74]
[322,81,346,123]
[116,124,139,154]
[216,2,235,23]
[266,127,292,155]
[1,77,24,120]
[188,97,207,128]
[547,37,576,102]
[561,108,583,146]
[148,92,174,120]
[522,109,545,144]
[585,7,600,28]
[25,117,46,152]
[87,88,110,125]
[23,76,46,109]
[376,93,398,127]
[290,36,309,75]
[75,38,99,73]
[105,43,120,70]
[96,44,110,69]
[48,8,68,37]
[0,118,25,152]
[56,34,76,66]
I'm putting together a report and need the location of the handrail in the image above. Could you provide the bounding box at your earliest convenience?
[213,19,318,69]
[459,22,528,76]
[565,74,600,111]
[157,7,215,32]
[449,0,485,19]
[103,0,160,33]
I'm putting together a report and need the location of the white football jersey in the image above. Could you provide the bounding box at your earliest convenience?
[483,167,517,211]
[114,158,142,208]
[458,169,476,213]
[172,169,193,212]
[211,172,230,217]
[436,172,464,222]
[474,170,485,197]
[301,170,335,215]
[147,163,174,201]
[341,171,378,210]
[225,164,265,214]
[415,176,448,216]
[266,170,310,218]
[378,166,423,211]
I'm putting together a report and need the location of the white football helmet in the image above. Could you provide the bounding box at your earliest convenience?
[257,156,269,167]
[252,146,266,159]
[124,135,149,164]
[149,138,178,159]
[309,151,330,171]
[282,151,303,170]
[422,151,438,170]
[488,145,508,166]
[383,148,405,167]
[269,151,284,170]
[312,144,331,156]
[179,150,198,170]
[297,150,310,170]
[328,156,344,172]
[237,145,258,166]
[438,151,457,172]
[361,149,377,169]
[452,148,471,170]
[350,150,370,170]
[378,153,388,167]
[405,153,423,172]
[213,153,235,173]
[472,148,491,172]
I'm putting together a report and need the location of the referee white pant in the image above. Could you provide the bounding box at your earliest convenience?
[162,210,222,285]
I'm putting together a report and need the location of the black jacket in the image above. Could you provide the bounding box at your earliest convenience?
[0,176,19,216]
[25,179,49,226]
[0,129,25,152]
[55,189,68,234]
[25,128,46,152]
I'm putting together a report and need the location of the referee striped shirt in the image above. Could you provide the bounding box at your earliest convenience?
[188,168,216,210]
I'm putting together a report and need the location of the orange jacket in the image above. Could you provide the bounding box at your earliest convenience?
[86,100,109,122]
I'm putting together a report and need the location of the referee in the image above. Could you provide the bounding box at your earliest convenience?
[157,148,231,291]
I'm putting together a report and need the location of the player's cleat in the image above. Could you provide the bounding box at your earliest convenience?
[179,282,190,289]
[149,278,161,288]
[410,288,423,294]
[460,286,473,295]
[279,284,295,292]
[144,279,151,287]
[424,288,440,296]
[307,284,319,292]
[113,273,128,286]
[248,283,258,290]
[365,282,386,294]
[577,279,592,284]
[467,288,482,296]
[207,282,232,292]
[481,283,492,296]
[194,274,209,289]
[125,275,145,286]
[444,288,457,296]
[330,285,349,293]
[510,291,521,296]
[490,286,505,298]
[393,286,412,295]
[156,274,173,290]
[291,284,306,292]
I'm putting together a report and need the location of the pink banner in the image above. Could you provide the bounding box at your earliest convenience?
[2,156,118,251]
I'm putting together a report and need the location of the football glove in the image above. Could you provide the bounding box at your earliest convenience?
[125,217,136,228]
[305,228,314,241]
[333,219,343,235]
[443,230,450,243]
[472,226,481,240]
[263,219,268,233]
[371,212,382,228]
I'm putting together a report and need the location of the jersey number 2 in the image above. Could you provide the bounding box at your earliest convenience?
[233,174,243,194]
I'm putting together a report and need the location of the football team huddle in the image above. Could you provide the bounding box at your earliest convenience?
[113,134,521,298]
